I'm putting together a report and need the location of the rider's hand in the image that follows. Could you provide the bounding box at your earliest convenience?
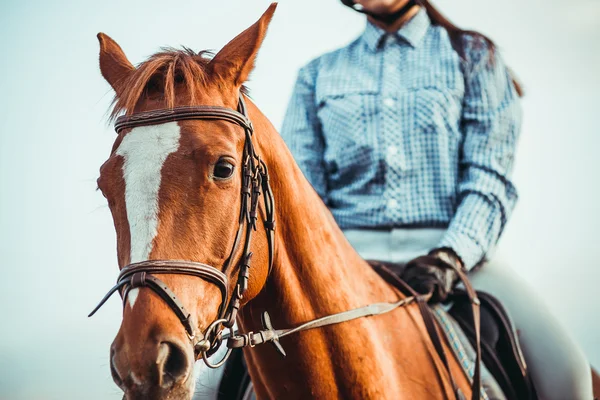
[401,248,463,303]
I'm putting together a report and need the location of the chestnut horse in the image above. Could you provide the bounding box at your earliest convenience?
[92,4,500,399]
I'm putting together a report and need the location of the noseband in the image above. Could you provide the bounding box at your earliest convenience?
[89,95,276,368]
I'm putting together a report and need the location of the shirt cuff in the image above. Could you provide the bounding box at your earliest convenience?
[437,229,485,270]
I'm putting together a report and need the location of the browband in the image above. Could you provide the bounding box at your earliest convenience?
[115,105,253,134]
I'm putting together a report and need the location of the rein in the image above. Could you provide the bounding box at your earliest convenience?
[89,94,482,399]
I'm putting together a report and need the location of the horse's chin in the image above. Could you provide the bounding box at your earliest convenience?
[168,375,197,400]
[123,388,194,400]
[122,374,196,400]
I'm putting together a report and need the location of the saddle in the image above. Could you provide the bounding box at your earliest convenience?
[449,289,535,400]
[217,260,536,400]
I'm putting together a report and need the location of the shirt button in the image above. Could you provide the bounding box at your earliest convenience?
[387,198,399,209]
[385,65,396,75]
[387,146,398,156]
[383,98,395,108]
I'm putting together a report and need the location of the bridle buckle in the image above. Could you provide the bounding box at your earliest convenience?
[247,331,256,348]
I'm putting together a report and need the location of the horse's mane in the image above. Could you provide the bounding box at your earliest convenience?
[109,47,248,121]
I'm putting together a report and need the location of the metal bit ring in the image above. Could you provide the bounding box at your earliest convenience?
[197,318,233,369]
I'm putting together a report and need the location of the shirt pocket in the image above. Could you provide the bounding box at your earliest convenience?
[315,84,383,190]
[406,71,464,138]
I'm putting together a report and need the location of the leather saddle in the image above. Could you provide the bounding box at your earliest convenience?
[449,289,535,400]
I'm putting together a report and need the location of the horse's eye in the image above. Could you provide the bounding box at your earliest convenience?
[214,160,235,179]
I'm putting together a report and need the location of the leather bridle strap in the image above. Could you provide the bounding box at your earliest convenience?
[88,260,229,338]
[371,261,464,398]
[114,105,253,134]
[454,265,482,400]
[126,274,195,337]
[259,159,276,271]
[407,256,483,400]
[225,295,420,354]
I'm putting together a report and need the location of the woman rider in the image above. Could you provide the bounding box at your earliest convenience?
[280,0,592,398]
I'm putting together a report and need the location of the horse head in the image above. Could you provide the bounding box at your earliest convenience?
[94,4,277,398]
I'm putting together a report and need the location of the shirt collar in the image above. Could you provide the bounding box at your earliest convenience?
[361,8,431,51]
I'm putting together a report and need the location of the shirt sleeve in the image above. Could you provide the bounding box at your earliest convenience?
[438,39,522,270]
[280,62,329,202]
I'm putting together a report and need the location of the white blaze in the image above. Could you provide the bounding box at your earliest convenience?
[116,122,181,308]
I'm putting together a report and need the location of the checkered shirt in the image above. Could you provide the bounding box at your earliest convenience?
[280,10,522,269]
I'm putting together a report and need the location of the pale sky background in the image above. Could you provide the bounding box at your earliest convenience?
[0,0,599,398]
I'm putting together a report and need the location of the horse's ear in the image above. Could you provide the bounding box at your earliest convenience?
[97,33,135,95]
[209,3,277,88]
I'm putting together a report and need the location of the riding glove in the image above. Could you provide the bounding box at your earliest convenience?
[401,248,463,303]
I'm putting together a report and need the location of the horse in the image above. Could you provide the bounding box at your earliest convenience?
[89,3,599,399]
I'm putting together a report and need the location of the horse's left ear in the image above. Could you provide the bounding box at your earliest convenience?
[209,3,277,88]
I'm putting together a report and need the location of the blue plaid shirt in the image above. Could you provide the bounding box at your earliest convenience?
[280,10,522,269]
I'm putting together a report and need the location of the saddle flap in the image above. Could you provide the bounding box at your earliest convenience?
[449,290,536,400]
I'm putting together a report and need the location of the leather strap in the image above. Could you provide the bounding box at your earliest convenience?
[128,273,195,337]
[372,262,463,398]
[408,256,482,400]
[115,106,252,134]
[258,159,276,274]
[454,266,482,400]
[120,260,228,288]
[226,296,419,350]
[88,260,230,334]
[418,298,463,399]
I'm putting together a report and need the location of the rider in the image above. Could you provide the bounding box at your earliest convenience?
[280,1,592,398]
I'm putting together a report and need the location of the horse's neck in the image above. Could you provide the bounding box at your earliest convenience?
[238,104,414,398]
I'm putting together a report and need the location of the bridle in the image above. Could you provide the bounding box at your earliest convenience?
[89,95,276,368]
[89,94,483,400]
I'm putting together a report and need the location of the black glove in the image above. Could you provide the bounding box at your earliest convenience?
[400,249,463,303]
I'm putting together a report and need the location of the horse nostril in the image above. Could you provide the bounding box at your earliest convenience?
[157,341,190,388]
